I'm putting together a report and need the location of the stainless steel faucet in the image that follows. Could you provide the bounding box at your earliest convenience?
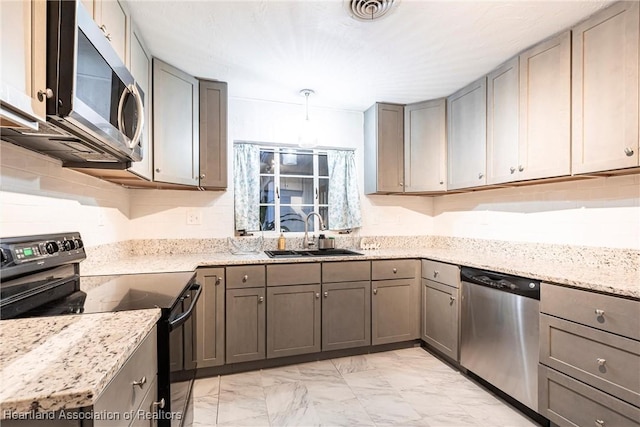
[303,212,326,249]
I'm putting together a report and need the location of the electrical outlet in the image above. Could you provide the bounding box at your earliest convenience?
[186,209,202,225]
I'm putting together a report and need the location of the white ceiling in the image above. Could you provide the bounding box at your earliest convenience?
[126,0,613,111]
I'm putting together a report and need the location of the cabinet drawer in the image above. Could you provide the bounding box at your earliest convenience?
[322,261,371,283]
[541,283,640,340]
[267,263,321,286]
[540,314,640,407]
[372,259,418,280]
[421,259,460,287]
[539,365,640,427]
[226,265,265,289]
[94,326,158,420]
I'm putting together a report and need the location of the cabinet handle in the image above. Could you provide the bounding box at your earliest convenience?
[596,358,606,366]
[449,296,456,304]
[152,398,165,409]
[595,420,605,427]
[37,88,53,102]
[510,167,516,174]
[242,275,248,282]
[433,271,439,278]
[439,181,444,185]
[518,165,524,172]
[155,168,161,173]
[324,292,328,298]
[315,292,320,299]
[132,376,147,389]
[595,309,605,318]
[392,268,397,274]
[99,25,112,41]
[373,289,377,295]
[200,173,206,180]
[624,147,634,156]
[478,173,484,179]
[215,277,222,285]
[258,296,264,303]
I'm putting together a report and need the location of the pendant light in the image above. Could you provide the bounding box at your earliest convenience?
[298,89,318,148]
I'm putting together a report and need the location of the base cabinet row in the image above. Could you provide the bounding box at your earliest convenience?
[192,261,421,368]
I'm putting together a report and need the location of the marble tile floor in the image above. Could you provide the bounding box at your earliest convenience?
[186,347,539,427]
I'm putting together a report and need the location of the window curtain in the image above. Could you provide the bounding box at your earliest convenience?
[233,143,261,231]
[328,150,362,230]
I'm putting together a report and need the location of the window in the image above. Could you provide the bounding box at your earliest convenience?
[259,147,329,233]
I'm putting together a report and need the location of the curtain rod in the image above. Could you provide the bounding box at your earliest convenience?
[234,140,355,152]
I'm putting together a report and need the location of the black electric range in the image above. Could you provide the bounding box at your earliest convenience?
[0,232,201,426]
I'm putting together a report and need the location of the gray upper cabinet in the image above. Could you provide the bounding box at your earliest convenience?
[153,58,199,186]
[371,260,420,345]
[226,287,265,364]
[92,0,129,66]
[191,268,225,369]
[199,80,228,189]
[0,0,46,129]
[447,77,487,190]
[486,57,519,185]
[364,103,404,194]
[404,99,447,192]
[266,284,321,359]
[519,31,571,181]
[572,1,640,174]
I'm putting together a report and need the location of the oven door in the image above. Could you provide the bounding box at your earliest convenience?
[159,281,201,426]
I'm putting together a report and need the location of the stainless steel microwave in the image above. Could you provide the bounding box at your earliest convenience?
[2,0,144,168]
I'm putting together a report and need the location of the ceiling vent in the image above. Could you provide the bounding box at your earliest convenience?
[345,0,397,21]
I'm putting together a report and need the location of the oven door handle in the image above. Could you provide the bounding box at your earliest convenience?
[168,282,202,332]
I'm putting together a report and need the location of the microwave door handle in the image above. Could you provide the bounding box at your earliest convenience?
[168,283,202,332]
[116,85,129,134]
[128,84,145,149]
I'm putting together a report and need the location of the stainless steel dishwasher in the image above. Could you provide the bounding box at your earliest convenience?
[460,267,541,412]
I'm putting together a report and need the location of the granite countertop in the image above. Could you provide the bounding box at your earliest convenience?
[0,309,161,418]
[82,249,640,299]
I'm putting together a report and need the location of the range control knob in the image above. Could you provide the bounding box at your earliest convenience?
[62,240,74,251]
[74,239,84,249]
[45,241,59,254]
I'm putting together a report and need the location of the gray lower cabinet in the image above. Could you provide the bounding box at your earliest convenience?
[421,279,458,361]
[266,284,321,358]
[371,278,420,345]
[226,287,266,363]
[539,282,640,426]
[322,281,371,351]
[189,267,225,369]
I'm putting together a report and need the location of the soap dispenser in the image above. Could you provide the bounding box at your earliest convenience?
[277,233,286,250]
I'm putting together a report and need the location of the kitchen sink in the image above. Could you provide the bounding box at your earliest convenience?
[264,249,363,258]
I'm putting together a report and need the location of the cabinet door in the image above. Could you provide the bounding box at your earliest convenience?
[447,77,487,190]
[572,2,639,173]
[153,58,199,186]
[372,278,420,345]
[190,268,225,369]
[128,27,152,180]
[266,284,321,358]
[226,287,265,363]
[487,57,519,185]
[199,80,228,189]
[519,31,571,181]
[322,281,371,351]
[0,0,46,128]
[404,99,447,192]
[364,103,404,194]
[421,279,459,361]
[94,0,128,66]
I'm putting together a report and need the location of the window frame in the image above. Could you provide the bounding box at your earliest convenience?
[259,146,329,235]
